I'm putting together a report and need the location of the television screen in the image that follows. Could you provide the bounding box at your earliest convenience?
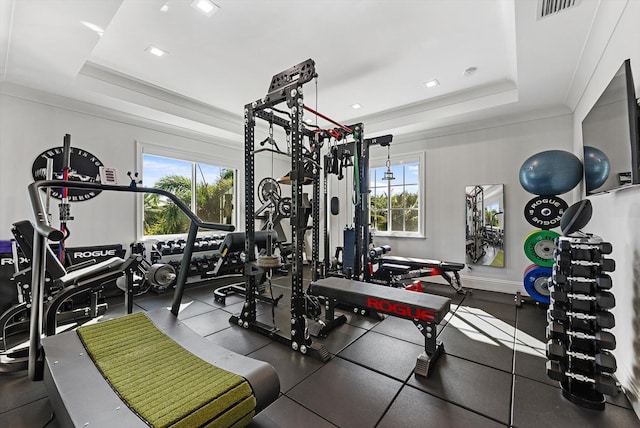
[582,59,640,195]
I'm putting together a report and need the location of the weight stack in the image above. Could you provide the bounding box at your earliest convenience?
[546,234,618,410]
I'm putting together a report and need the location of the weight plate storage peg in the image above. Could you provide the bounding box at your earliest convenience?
[524,196,568,229]
[524,265,552,304]
[524,230,560,267]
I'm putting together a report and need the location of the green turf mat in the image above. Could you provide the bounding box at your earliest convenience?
[77,312,255,428]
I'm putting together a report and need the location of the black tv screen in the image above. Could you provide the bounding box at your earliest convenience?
[582,59,640,195]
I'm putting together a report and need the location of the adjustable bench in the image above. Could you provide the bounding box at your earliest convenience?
[309,277,450,376]
[377,255,466,294]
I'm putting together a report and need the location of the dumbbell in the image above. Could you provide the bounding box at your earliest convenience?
[557,240,612,255]
[547,308,615,329]
[546,360,619,396]
[201,239,213,251]
[546,341,616,373]
[155,241,172,256]
[552,274,613,293]
[555,256,616,273]
[550,289,615,310]
[554,242,613,262]
[546,321,616,350]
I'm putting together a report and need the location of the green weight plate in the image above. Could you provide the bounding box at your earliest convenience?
[524,230,560,267]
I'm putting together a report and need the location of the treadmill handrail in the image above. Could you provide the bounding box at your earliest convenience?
[28,180,235,241]
[25,180,235,381]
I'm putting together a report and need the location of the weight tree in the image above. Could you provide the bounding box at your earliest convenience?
[232,59,367,360]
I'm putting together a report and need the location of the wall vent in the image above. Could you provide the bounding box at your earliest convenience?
[537,0,582,19]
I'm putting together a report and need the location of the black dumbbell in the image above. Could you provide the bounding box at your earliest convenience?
[548,308,615,329]
[156,241,172,256]
[546,341,616,373]
[550,290,615,310]
[546,361,619,396]
[555,256,616,273]
[554,246,612,262]
[557,240,612,255]
[554,275,613,293]
[546,359,565,381]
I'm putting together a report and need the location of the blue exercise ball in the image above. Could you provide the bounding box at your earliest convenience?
[519,150,583,196]
[583,146,610,192]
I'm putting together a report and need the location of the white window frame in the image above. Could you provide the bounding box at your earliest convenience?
[369,151,425,238]
[135,140,241,240]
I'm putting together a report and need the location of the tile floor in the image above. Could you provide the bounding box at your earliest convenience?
[1,276,639,428]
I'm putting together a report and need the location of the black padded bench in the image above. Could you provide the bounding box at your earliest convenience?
[378,255,466,293]
[308,277,451,376]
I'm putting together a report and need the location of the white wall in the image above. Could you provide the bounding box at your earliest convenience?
[367,114,574,293]
[570,0,640,413]
[0,87,285,248]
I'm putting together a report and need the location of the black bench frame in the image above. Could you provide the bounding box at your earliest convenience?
[309,277,451,376]
[376,255,467,294]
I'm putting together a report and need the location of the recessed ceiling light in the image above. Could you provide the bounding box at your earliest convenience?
[304,118,314,124]
[424,79,440,88]
[146,45,167,57]
[351,103,361,109]
[191,0,219,16]
[464,67,478,76]
[81,21,104,37]
[160,4,169,12]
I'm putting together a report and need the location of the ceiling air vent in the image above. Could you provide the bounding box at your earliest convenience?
[537,0,582,19]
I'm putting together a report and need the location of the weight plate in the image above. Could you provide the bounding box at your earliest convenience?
[523,196,568,230]
[524,263,539,277]
[257,177,281,204]
[277,196,292,218]
[523,265,552,304]
[524,230,560,267]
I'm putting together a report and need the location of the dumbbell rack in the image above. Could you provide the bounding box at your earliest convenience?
[546,234,618,409]
[151,235,229,292]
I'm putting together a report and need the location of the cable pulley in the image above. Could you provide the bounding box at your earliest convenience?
[257,177,281,204]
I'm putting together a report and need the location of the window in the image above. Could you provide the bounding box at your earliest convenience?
[369,155,422,236]
[142,153,235,237]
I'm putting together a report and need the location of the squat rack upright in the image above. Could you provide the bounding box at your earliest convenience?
[232,59,368,360]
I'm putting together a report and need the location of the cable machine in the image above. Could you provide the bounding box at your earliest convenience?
[322,133,392,282]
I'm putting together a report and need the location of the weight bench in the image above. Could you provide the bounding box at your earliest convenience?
[378,255,466,294]
[309,277,451,376]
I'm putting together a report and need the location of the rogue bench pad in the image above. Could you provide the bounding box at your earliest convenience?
[308,277,450,324]
[42,309,280,428]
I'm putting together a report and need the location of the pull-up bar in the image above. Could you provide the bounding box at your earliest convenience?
[303,105,353,134]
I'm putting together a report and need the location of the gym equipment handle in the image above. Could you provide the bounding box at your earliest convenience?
[28,180,236,240]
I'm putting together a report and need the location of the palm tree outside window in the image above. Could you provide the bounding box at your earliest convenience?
[142,153,235,236]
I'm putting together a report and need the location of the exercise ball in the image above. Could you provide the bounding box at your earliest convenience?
[519,150,583,196]
[583,146,610,192]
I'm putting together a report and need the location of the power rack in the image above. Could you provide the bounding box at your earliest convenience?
[232,59,373,360]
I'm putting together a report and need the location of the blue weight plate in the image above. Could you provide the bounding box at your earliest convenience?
[524,265,552,305]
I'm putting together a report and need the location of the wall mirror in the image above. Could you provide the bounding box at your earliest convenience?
[465,184,505,267]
